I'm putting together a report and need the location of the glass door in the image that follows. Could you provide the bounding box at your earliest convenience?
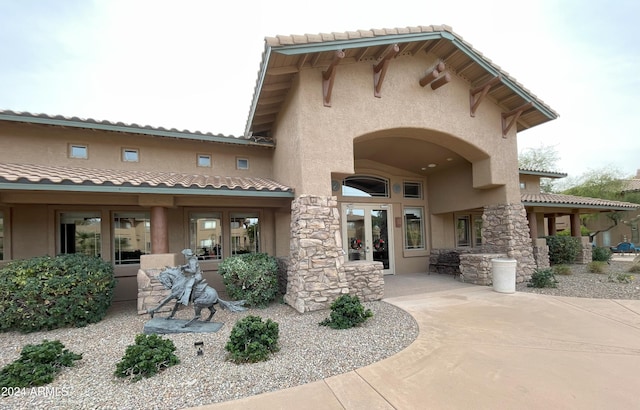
[343,204,394,275]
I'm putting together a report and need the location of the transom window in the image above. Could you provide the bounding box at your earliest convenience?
[122,148,139,162]
[342,176,389,198]
[403,181,423,199]
[69,144,88,159]
[197,154,212,168]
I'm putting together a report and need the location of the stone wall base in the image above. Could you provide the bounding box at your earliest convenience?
[459,253,507,285]
[137,268,171,315]
[533,238,550,269]
[343,261,384,301]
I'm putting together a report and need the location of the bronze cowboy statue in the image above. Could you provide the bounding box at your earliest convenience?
[147,249,246,327]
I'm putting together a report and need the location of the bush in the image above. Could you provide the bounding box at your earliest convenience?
[545,236,581,265]
[588,261,606,274]
[114,334,179,381]
[0,340,82,388]
[0,254,116,332]
[319,294,373,329]
[527,268,558,288]
[608,273,634,284]
[552,265,572,275]
[218,253,279,307]
[592,247,612,262]
[225,315,279,363]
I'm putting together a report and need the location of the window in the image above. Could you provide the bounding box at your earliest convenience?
[404,207,425,249]
[69,144,88,159]
[236,158,249,170]
[60,212,101,257]
[342,176,389,198]
[114,212,150,264]
[122,148,139,162]
[189,213,222,260]
[403,181,423,199]
[0,211,4,260]
[455,213,483,247]
[230,213,259,255]
[197,154,212,168]
[519,182,526,189]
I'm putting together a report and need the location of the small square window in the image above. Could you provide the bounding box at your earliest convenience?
[236,158,249,170]
[403,181,422,199]
[197,154,212,168]
[519,182,526,189]
[69,144,88,159]
[122,148,139,162]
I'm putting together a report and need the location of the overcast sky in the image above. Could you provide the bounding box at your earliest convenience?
[1,0,638,179]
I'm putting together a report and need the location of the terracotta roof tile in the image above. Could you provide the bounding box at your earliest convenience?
[522,193,638,209]
[0,163,293,194]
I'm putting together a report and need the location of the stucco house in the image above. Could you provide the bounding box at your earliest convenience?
[1,25,585,312]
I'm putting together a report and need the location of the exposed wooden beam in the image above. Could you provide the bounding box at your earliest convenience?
[456,59,475,75]
[355,47,370,61]
[430,73,451,90]
[419,61,445,87]
[297,53,309,70]
[397,42,413,55]
[373,44,400,98]
[422,39,440,55]
[501,102,533,137]
[310,53,322,67]
[257,96,285,106]
[322,50,345,107]
[469,75,502,117]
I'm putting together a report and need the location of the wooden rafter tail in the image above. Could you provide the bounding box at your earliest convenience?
[501,102,534,137]
[373,44,400,98]
[430,73,451,90]
[322,50,345,107]
[419,61,446,87]
[469,75,502,117]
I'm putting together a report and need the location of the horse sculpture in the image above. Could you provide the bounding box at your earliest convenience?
[147,262,246,328]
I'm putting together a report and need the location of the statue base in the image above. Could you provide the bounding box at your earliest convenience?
[143,317,223,334]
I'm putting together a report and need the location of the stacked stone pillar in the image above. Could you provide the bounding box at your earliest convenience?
[284,195,349,313]
[482,203,536,283]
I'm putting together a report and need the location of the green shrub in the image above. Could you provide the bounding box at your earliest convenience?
[588,261,606,274]
[527,268,558,288]
[592,247,612,262]
[0,254,116,332]
[218,253,279,307]
[0,340,82,388]
[552,264,572,275]
[319,294,373,329]
[608,273,634,284]
[225,315,279,364]
[545,236,581,265]
[114,334,179,382]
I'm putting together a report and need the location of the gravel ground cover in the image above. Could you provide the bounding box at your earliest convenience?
[0,299,418,410]
[516,259,640,300]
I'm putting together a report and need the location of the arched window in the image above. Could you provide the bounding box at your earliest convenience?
[342,176,389,198]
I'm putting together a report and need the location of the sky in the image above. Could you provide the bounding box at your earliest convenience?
[1,0,639,179]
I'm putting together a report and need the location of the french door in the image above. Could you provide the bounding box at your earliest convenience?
[342,204,394,275]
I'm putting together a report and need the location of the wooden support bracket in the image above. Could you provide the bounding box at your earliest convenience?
[501,102,533,137]
[419,61,445,87]
[469,75,502,117]
[322,50,345,107]
[373,44,400,98]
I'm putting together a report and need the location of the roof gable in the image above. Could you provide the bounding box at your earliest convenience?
[246,25,558,137]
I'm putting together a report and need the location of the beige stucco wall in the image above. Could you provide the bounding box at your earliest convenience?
[272,52,520,204]
[0,123,274,178]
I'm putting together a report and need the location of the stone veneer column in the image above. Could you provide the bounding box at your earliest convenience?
[482,203,536,283]
[284,195,349,313]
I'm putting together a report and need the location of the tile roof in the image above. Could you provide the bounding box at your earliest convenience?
[522,193,638,210]
[624,178,640,192]
[0,163,293,196]
[0,110,274,146]
[518,168,568,178]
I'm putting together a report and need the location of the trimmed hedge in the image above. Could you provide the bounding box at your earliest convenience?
[218,253,279,307]
[545,235,581,265]
[0,254,116,332]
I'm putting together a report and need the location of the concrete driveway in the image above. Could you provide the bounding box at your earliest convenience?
[189,274,640,410]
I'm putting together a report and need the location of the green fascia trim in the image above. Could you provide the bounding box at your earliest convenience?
[522,201,637,211]
[267,31,558,121]
[518,170,568,178]
[245,45,273,136]
[0,113,274,148]
[0,183,294,198]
